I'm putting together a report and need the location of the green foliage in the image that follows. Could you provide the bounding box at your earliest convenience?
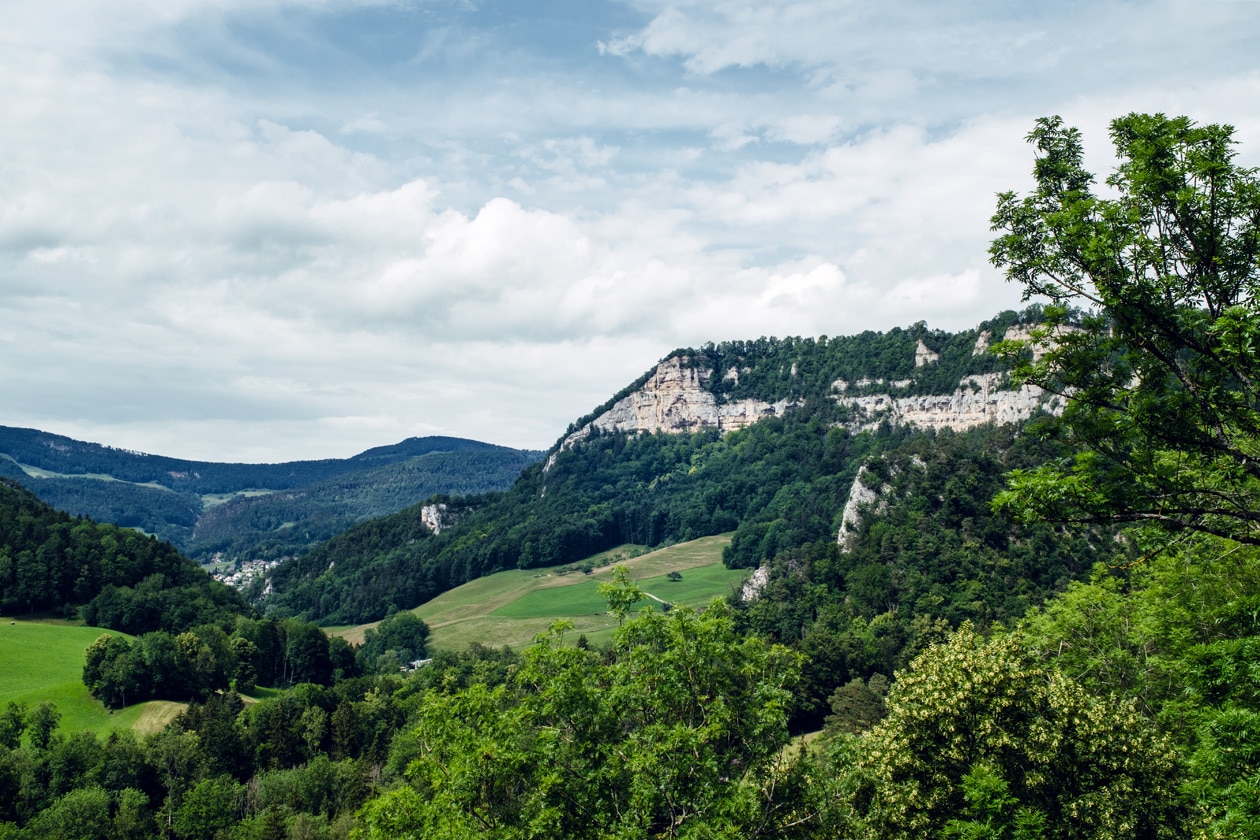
[595,565,643,623]
[356,612,431,675]
[1021,535,1260,834]
[734,424,1108,730]
[0,478,247,629]
[359,600,804,839]
[82,617,356,709]
[173,774,245,840]
[991,113,1260,544]
[846,625,1183,839]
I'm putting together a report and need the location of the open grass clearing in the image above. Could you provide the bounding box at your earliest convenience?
[0,617,179,737]
[132,701,187,735]
[328,534,746,652]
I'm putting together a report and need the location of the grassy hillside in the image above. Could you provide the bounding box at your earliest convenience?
[0,618,170,736]
[332,534,744,652]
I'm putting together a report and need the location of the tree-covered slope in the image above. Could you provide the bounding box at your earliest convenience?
[0,429,512,494]
[0,478,247,631]
[185,448,541,563]
[263,309,1090,626]
[0,431,541,560]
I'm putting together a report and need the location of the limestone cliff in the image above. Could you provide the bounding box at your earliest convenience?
[547,356,799,469]
[837,464,890,552]
[834,373,1065,433]
[832,325,1069,434]
[548,321,1072,470]
[420,502,454,535]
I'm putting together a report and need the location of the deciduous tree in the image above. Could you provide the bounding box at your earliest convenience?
[991,113,1260,545]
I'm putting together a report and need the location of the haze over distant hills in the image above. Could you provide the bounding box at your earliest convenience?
[0,426,542,563]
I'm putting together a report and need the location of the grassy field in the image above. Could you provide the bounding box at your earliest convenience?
[0,618,182,737]
[332,534,747,652]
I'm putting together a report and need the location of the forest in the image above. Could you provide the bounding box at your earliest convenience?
[0,434,539,561]
[0,112,1257,838]
[263,308,1053,626]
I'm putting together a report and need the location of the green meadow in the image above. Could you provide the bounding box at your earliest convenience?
[0,618,181,737]
[333,534,748,652]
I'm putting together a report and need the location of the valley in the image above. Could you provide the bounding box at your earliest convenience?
[0,429,542,564]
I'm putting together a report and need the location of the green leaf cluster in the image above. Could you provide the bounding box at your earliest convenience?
[991,113,1260,545]
[360,600,803,840]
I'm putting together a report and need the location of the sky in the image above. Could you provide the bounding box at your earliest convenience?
[2,0,1259,463]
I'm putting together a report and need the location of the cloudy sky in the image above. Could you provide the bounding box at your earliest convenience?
[2,0,1258,462]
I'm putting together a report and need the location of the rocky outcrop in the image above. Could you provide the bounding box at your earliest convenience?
[1000,324,1079,361]
[549,323,1075,469]
[741,565,771,602]
[833,324,1075,434]
[835,373,1065,433]
[837,457,925,549]
[420,503,453,535]
[547,356,799,469]
[837,464,891,551]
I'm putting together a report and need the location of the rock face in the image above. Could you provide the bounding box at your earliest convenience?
[833,325,1074,434]
[740,565,771,602]
[837,465,891,552]
[835,373,1065,434]
[1002,324,1077,362]
[420,503,452,535]
[549,322,1072,469]
[548,356,799,469]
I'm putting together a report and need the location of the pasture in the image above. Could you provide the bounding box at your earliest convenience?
[333,534,747,652]
[0,618,182,737]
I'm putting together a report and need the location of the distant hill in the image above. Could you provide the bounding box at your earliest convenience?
[0,428,542,561]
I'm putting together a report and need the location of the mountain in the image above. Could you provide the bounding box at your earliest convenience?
[0,429,542,562]
[262,308,1103,633]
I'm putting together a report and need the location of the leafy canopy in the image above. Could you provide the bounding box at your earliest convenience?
[990,113,1260,544]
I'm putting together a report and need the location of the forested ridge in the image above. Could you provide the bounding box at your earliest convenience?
[1,112,1258,839]
[0,431,540,561]
[264,308,1055,625]
[0,430,512,494]
[0,478,245,629]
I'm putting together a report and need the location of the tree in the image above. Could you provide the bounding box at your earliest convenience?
[26,702,61,752]
[173,775,245,840]
[23,786,112,840]
[83,633,137,709]
[355,612,429,675]
[848,625,1184,839]
[990,113,1260,545]
[596,564,643,625]
[359,598,807,839]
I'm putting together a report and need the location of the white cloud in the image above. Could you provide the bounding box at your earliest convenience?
[1,0,1258,460]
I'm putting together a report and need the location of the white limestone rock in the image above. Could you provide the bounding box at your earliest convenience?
[741,565,771,602]
[837,464,890,552]
[547,356,800,470]
[835,373,1066,433]
[420,503,452,535]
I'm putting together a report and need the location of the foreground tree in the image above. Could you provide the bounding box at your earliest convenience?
[359,596,806,839]
[990,113,1260,544]
[846,625,1184,839]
